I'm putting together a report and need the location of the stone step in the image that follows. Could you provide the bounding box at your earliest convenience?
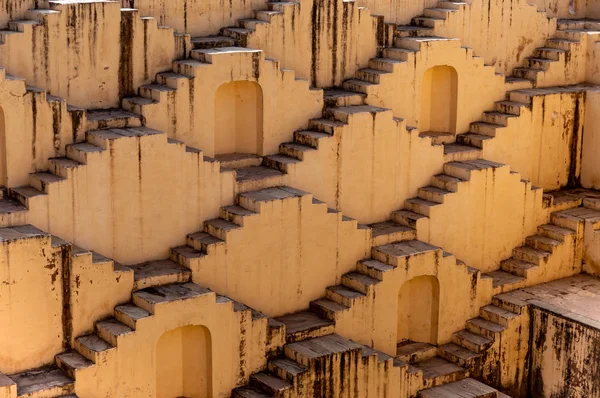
[29,172,64,193]
[412,356,468,389]
[232,386,271,397]
[525,57,555,71]
[74,334,114,363]
[233,166,286,192]
[438,343,480,368]
[262,154,301,174]
[186,231,225,254]
[368,221,416,245]
[283,334,363,367]
[220,27,252,46]
[309,298,349,320]
[470,121,503,137]
[430,174,465,192]
[279,142,315,161]
[525,234,562,253]
[466,317,505,339]
[391,209,428,229]
[356,68,390,84]
[342,272,379,294]
[395,25,434,37]
[443,159,504,180]
[274,311,334,343]
[114,303,151,329]
[500,258,537,278]
[8,365,74,398]
[356,258,394,280]
[552,207,600,230]
[534,46,566,61]
[323,88,366,107]
[513,67,542,82]
[191,35,236,49]
[512,246,551,265]
[342,78,377,94]
[132,282,212,313]
[405,197,441,217]
[215,153,263,169]
[382,47,418,62]
[396,341,438,363]
[481,270,525,289]
[482,111,517,127]
[48,158,83,178]
[420,131,455,145]
[373,240,440,267]
[480,305,519,327]
[267,357,309,383]
[418,186,453,204]
[452,330,493,353]
[537,223,575,242]
[128,259,191,290]
[494,100,529,116]
[236,186,308,213]
[325,284,366,306]
[204,217,242,241]
[85,109,142,131]
[412,16,445,28]
[456,133,492,149]
[418,377,499,397]
[65,142,104,164]
[249,372,292,396]
[443,143,482,162]
[323,105,390,124]
[492,291,532,315]
[10,186,45,208]
[220,205,258,226]
[0,197,28,227]
[368,57,404,72]
[293,130,331,148]
[96,318,134,346]
[423,7,457,19]
[55,351,93,379]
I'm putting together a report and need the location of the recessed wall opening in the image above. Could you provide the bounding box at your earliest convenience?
[214,80,264,160]
[156,325,212,398]
[397,275,440,346]
[420,65,458,140]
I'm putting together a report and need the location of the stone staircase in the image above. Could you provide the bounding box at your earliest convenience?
[4,242,267,397]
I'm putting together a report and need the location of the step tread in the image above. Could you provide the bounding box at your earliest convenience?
[268,357,308,376]
[9,365,73,397]
[467,317,506,333]
[286,333,363,359]
[419,377,500,397]
[454,329,493,345]
[412,356,466,380]
[443,143,481,155]
[482,304,519,320]
[275,310,333,336]
[76,334,113,352]
[96,317,134,336]
[375,240,440,257]
[482,270,526,288]
[128,259,191,284]
[368,221,415,238]
[134,282,212,305]
[439,343,480,360]
[234,166,284,182]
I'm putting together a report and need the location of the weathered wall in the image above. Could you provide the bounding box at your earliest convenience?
[529,307,600,398]
[362,39,506,134]
[582,89,600,189]
[178,187,371,317]
[135,48,322,157]
[430,0,557,75]
[121,0,267,36]
[0,226,64,374]
[481,88,586,191]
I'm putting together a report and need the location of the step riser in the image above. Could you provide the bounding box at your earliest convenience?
[465,323,500,340]
[512,249,545,265]
[368,59,398,72]
[491,297,525,315]
[500,261,530,277]
[480,308,513,328]
[525,237,558,253]
[356,71,382,84]
[430,176,461,192]
[525,59,553,71]
[482,113,511,127]
[534,49,563,61]
[86,116,142,132]
[470,123,499,137]
[382,48,414,62]
[456,134,486,148]
[325,289,360,307]
[417,189,447,204]
[324,95,365,108]
[341,276,372,295]
[551,214,582,232]
[514,69,540,81]
[285,323,335,344]
[452,335,489,354]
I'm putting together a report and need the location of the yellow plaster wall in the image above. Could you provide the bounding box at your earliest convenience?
[0,227,64,374]
[176,187,371,317]
[480,89,586,191]
[582,90,600,189]
[73,290,269,397]
[362,39,506,134]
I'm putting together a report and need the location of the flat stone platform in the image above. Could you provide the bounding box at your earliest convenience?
[502,273,600,329]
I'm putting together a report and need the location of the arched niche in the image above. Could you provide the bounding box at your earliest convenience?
[397,275,440,345]
[156,324,212,398]
[420,65,458,135]
[214,80,264,156]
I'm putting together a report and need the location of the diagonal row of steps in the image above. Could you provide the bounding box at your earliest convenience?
[6,245,266,397]
[483,193,600,293]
